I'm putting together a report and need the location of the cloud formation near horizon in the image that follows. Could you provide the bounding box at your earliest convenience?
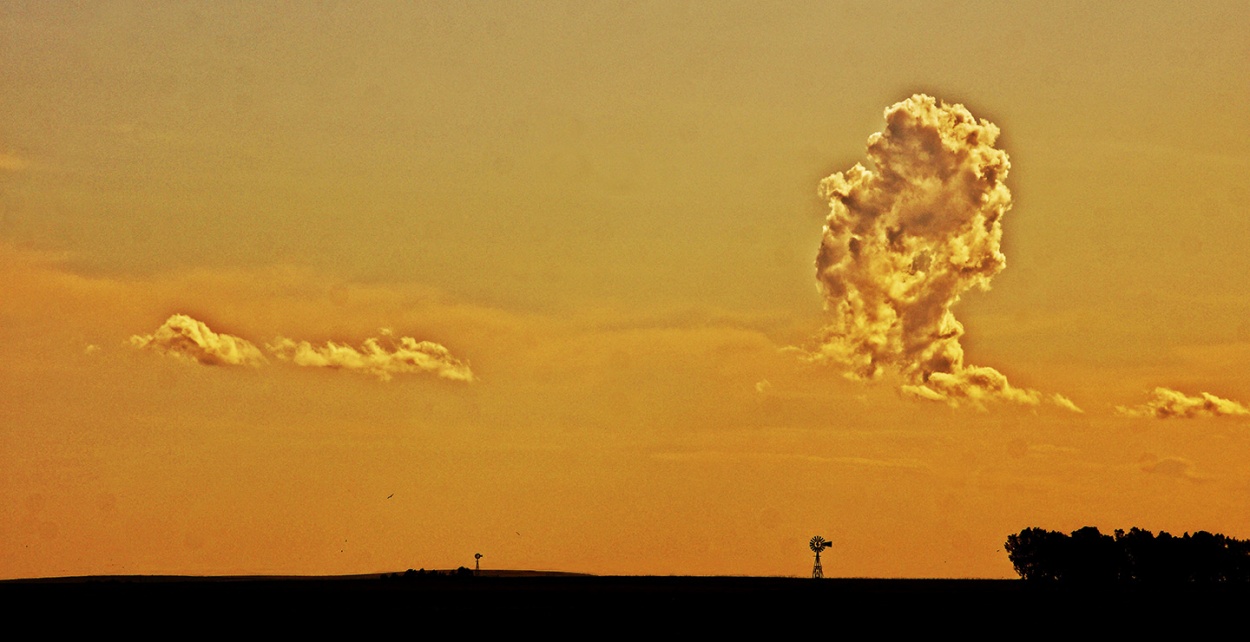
[1117,388,1250,419]
[809,95,1072,410]
[130,314,267,367]
[1139,454,1203,481]
[267,335,474,382]
[131,314,472,382]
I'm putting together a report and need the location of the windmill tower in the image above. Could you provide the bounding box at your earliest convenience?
[474,552,483,575]
[809,535,831,579]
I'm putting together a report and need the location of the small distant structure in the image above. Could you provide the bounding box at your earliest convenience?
[474,552,483,575]
[809,535,831,579]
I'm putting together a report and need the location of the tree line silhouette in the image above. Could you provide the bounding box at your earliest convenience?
[1006,526,1250,583]
[382,567,475,581]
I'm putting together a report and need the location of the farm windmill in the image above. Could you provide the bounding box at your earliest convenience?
[809,535,831,579]
[474,552,483,575]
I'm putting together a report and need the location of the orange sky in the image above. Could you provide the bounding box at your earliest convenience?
[2,1,1249,579]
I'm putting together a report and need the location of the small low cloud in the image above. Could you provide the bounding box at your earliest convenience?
[1139,454,1203,481]
[267,335,474,382]
[130,314,267,367]
[131,314,473,382]
[1116,387,1250,419]
[1050,393,1083,414]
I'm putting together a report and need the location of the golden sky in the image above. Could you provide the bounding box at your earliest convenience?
[2,1,1248,579]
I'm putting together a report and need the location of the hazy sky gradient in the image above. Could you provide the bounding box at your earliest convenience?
[2,1,1248,579]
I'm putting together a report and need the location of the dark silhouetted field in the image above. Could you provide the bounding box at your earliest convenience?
[5,573,1246,631]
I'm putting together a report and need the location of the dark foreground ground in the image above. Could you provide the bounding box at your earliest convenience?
[5,574,1246,632]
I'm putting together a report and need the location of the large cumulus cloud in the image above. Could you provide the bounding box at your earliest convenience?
[810,94,1074,410]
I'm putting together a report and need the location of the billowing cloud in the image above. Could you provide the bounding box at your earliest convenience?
[266,335,474,382]
[1117,387,1250,419]
[810,94,1075,411]
[130,314,267,367]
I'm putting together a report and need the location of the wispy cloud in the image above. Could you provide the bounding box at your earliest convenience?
[650,450,929,471]
[1139,454,1204,481]
[1050,393,1083,414]
[1117,387,1250,419]
[0,151,28,171]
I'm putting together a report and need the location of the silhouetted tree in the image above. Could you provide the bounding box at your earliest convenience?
[1066,526,1119,583]
[1005,527,1066,581]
